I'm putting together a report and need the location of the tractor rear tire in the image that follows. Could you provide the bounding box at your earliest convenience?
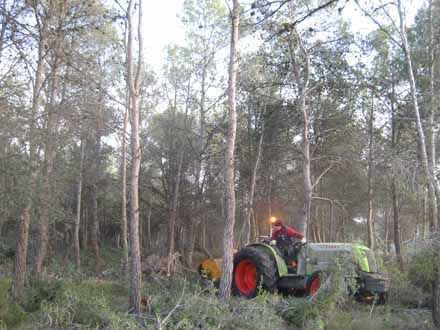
[232,247,278,298]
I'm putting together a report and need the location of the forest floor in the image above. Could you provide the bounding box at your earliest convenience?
[0,247,437,330]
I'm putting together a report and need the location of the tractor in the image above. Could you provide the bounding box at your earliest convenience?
[200,218,389,302]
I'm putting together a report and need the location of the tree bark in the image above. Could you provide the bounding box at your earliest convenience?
[0,0,8,62]
[34,54,60,276]
[289,27,311,237]
[12,8,46,298]
[146,204,152,251]
[74,139,85,270]
[384,207,389,254]
[127,0,143,314]
[167,150,183,275]
[397,0,438,232]
[121,106,129,276]
[367,93,375,249]
[245,128,264,245]
[90,132,101,274]
[428,0,440,228]
[219,0,239,303]
[391,81,403,270]
[433,268,440,327]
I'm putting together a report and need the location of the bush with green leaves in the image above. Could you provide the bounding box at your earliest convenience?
[142,278,285,330]
[0,278,26,328]
[407,240,440,292]
[22,278,66,312]
[279,265,354,329]
[326,305,436,330]
[33,281,139,330]
[384,261,429,308]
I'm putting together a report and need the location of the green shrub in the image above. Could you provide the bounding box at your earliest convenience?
[23,278,66,312]
[0,239,15,262]
[0,278,26,328]
[326,305,436,330]
[34,283,140,330]
[280,297,319,327]
[386,262,430,307]
[142,279,284,330]
[407,240,440,292]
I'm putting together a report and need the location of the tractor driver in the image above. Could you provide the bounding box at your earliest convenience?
[270,219,306,270]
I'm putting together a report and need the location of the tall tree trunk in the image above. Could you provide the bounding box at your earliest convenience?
[219,0,239,303]
[245,128,264,245]
[167,150,183,275]
[74,139,85,270]
[391,81,403,270]
[90,132,101,274]
[397,0,438,232]
[13,12,46,298]
[428,0,440,228]
[289,27,311,237]
[34,56,60,276]
[367,93,375,249]
[121,106,129,276]
[127,0,143,314]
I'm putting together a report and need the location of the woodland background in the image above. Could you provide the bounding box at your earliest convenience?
[0,0,440,329]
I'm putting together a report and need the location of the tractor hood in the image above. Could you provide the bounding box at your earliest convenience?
[307,243,378,273]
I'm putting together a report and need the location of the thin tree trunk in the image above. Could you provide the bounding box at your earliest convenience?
[202,216,207,251]
[392,174,403,269]
[384,207,389,254]
[391,81,403,270]
[186,218,198,267]
[90,135,101,274]
[245,128,264,245]
[424,188,429,238]
[146,203,152,251]
[219,0,239,303]
[367,93,375,249]
[433,267,440,327]
[12,12,46,299]
[167,150,184,275]
[121,106,129,276]
[74,139,85,270]
[127,0,143,314]
[397,0,438,232]
[82,206,88,250]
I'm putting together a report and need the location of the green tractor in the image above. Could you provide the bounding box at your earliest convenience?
[231,236,389,301]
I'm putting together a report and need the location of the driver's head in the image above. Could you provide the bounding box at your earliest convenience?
[272,220,282,231]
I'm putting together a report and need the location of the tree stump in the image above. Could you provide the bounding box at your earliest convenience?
[433,267,440,327]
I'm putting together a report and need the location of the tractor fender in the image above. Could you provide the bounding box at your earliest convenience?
[246,243,288,276]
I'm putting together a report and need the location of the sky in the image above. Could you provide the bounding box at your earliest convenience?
[141,0,424,69]
[142,0,185,69]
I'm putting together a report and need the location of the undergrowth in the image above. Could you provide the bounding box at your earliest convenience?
[0,245,437,329]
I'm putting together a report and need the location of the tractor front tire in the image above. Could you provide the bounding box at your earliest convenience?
[307,271,321,297]
[232,247,278,298]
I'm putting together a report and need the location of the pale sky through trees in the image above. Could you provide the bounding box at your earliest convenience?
[142,0,422,69]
